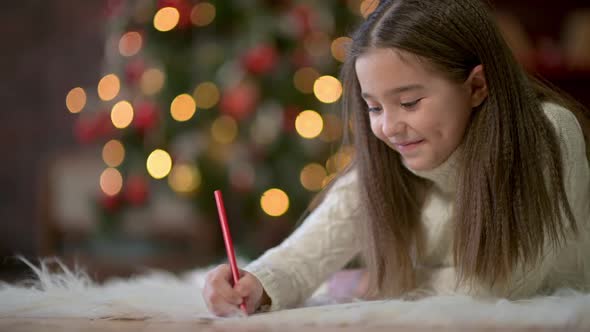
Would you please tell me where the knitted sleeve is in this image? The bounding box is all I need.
[244,170,362,311]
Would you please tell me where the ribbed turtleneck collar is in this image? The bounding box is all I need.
[403,145,462,195]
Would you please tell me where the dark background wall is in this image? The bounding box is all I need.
[0,0,104,260]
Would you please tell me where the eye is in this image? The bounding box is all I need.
[367,106,382,113]
[400,98,423,110]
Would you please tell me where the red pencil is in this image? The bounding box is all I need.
[214,190,248,315]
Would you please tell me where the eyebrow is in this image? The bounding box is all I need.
[361,84,425,99]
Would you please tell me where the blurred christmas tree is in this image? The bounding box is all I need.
[65,0,377,259]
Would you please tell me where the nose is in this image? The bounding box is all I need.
[381,108,405,138]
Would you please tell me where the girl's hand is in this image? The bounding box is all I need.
[202,264,269,316]
[327,269,369,300]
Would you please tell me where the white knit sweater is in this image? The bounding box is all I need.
[245,103,590,311]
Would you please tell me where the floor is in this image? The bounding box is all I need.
[0,318,585,332]
[1,260,586,332]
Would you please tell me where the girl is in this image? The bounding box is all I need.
[203,0,590,316]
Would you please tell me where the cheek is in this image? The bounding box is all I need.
[419,98,470,142]
[446,107,472,142]
[410,115,440,140]
[369,117,383,139]
[428,113,470,152]
[425,122,458,145]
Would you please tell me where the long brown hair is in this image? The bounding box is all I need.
[337,0,590,298]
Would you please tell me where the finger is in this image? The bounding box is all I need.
[206,271,244,306]
[212,281,244,306]
[216,264,236,283]
[243,294,260,314]
[210,299,244,317]
[238,268,248,278]
[221,265,247,289]
[234,274,259,296]
[206,285,244,311]
[211,266,243,294]
[234,275,262,313]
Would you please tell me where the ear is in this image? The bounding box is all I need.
[465,64,488,108]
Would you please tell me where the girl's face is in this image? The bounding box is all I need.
[355,48,485,171]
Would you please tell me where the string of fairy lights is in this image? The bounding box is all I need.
[66,0,378,219]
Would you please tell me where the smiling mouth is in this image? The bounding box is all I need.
[393,139,424,152]
[395,139,423,147]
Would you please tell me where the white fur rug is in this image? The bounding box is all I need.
[1,258,589,329]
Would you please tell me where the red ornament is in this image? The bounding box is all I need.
[220,82,260,120]
[73,111,114,144]
[157,0,192,29]
[289,4,315,37]
[241,44,279,75]
[282,105,300,132]
[94,111,116,138]
[125,59,145,86]
[99,193,122,213]
[134,101,159,133]
[74,118,95,144]
[124,175,150,206]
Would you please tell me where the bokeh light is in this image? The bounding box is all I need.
[118,31,143,57]
[326,147,354,174]
[304,32,330,58]
[102,139,125,167]
[154,7,180,32]
[100,168,123,196]
[293,67,320,94]
[111,101,134,129]
[170,94,196,122]
[65,87,86,114]
[313,75,342,104]
[206,141,231,164]
[300,163,327,191]
[191,2,216,27]
[140,68,165,95]
[147,149,173,179]
[260,188,289,217]
[331,37,351,62]
[295,110,324,139]
[211,115,238,144]
[98,74,120,101]
[322,173,337,188]
[360,0,379,18]
[193,82,220,109]
[168,163,201,194]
